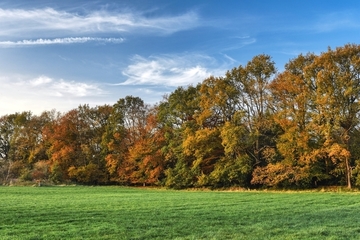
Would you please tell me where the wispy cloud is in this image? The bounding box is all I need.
[314,11,360,32]
[0,37,124,47]
[0,7,199,37]
[222,36,256,52]
[119,54,230,87]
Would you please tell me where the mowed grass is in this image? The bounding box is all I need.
[1,187,360,239]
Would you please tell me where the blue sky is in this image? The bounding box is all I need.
[1,0,360,115]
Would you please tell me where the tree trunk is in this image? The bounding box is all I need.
[345,156,351,189]
[5,160,12,184]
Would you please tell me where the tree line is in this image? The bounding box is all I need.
[2,43,360,189]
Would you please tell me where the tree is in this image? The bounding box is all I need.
[46,105,111,184]
[213,112,253,187]
[46,109,79,182]
[256,53,320,188]
[225,55,277,167]
[158,86,201,188]
[308,44,360,188]
[126,108,166,185]
[0,112,34,183]
[0,131,10,183]
[103,96,149,184]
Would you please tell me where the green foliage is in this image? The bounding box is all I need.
[210,155,252,187]
[164,160,194,189]
[49,162,63,184]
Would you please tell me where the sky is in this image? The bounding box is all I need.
[1,0,360,116]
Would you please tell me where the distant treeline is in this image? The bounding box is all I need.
[2,43,360,189]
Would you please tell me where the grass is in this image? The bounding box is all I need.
[1,187,360,239]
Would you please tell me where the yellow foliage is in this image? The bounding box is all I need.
[328,143,351,163]
[105,154,119,175]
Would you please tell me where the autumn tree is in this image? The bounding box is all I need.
[46,105,110,184]
[254,45,360,189]
[126,107,166,185]
[67,104,111,184]
[46,109,80,182]
[225,55,277,167]
[252,53,319,188]
[194,75,245,187]
[103,96,150,184]
[308,44,360,188]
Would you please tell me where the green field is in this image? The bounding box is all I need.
[1,187,360,239]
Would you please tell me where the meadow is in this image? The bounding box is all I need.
[1,186,360,239]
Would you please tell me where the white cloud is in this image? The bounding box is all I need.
[24,75,105,97]
[29,75,53,86]
[0,7,199,37]
[51,79,104,97]
[0,75,107,115]
[120,54,230,87]
[0,37,124,47]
